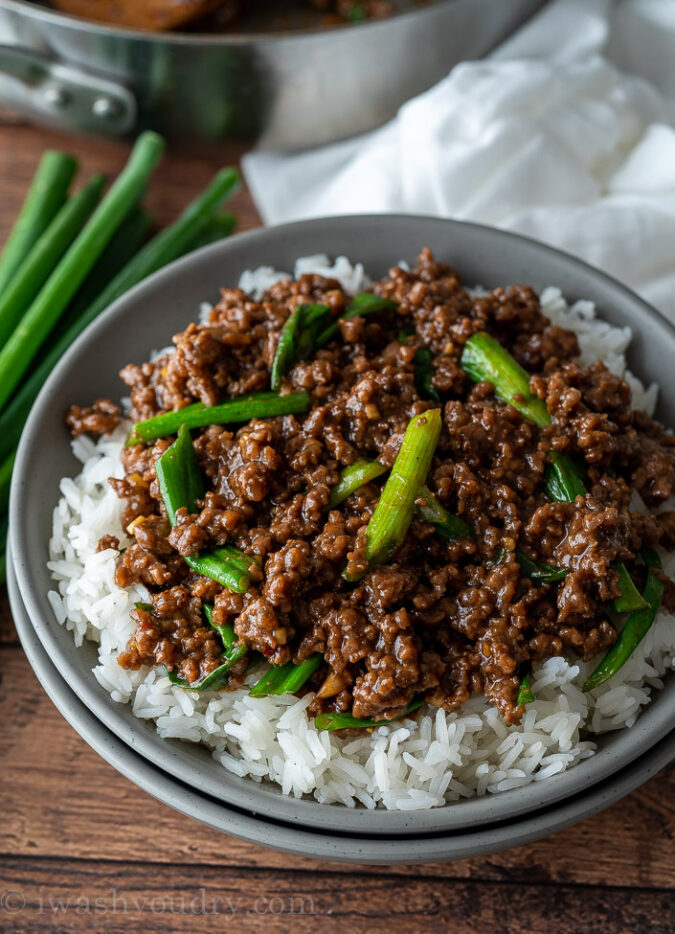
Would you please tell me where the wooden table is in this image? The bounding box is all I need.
[1,121,674,934]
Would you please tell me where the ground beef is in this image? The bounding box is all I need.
[69,248,675,725]
[65,398,120,438]
[96,534,120,553]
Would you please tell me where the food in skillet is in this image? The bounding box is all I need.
[49,0,392,29]
[51,250,675,808]
[50,0,241,29]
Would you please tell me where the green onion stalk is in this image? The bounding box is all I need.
[127,392,309,446]
[0,167,240,464]
[343,409,442,581]
[315,698,423,731]
[0,150,78,294]
[0,132,165,410]
[0,174,105,348]
[249,654,322,698]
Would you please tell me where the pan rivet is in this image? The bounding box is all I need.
[44,85,70,109]
[92,97,121,120]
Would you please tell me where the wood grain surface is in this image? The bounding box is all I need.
[0,120,673,934]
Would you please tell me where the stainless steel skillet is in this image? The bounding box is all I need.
[0,0,546,147]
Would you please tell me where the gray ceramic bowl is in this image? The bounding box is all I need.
[8,543,675,863]
[10,215,675,839]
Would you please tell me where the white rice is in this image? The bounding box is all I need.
[47,256,675,810]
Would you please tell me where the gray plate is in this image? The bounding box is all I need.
[10,215,675,838]
[8,542,675,864]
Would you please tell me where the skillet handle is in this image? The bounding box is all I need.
[0,44,136,135]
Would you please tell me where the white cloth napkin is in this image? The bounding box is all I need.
[243,0,675,324]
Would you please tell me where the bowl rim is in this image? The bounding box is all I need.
[9,548,675,864]
[10,213,675,837]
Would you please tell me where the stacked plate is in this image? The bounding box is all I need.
[10,216,675,863]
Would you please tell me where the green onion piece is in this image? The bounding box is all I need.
[0,132,165,410]
[271,305,303,391]
[583,549,665,692]
[544,452,587,502]
[155,424,205,523]
[517,675,534,706]
[134,601,153,612]
[515,552,568,583]
[612,563,648,614]
[328,460,387,509]
[346,292,397,315]
[185,550,252,594]
[416,485,472,540]
[344,410,442,580]
[0,174,105,348]
[315,293,397,348]
[0,167,239,464]
[127,392,310,446]
[461,332,550,427]
[295,303,332,360]
[270,303,331,389]
[249,654,323,698]
[155,425,254,594]
[414,347,440,402]
[0,150,78,294]
[315,698,424,731]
